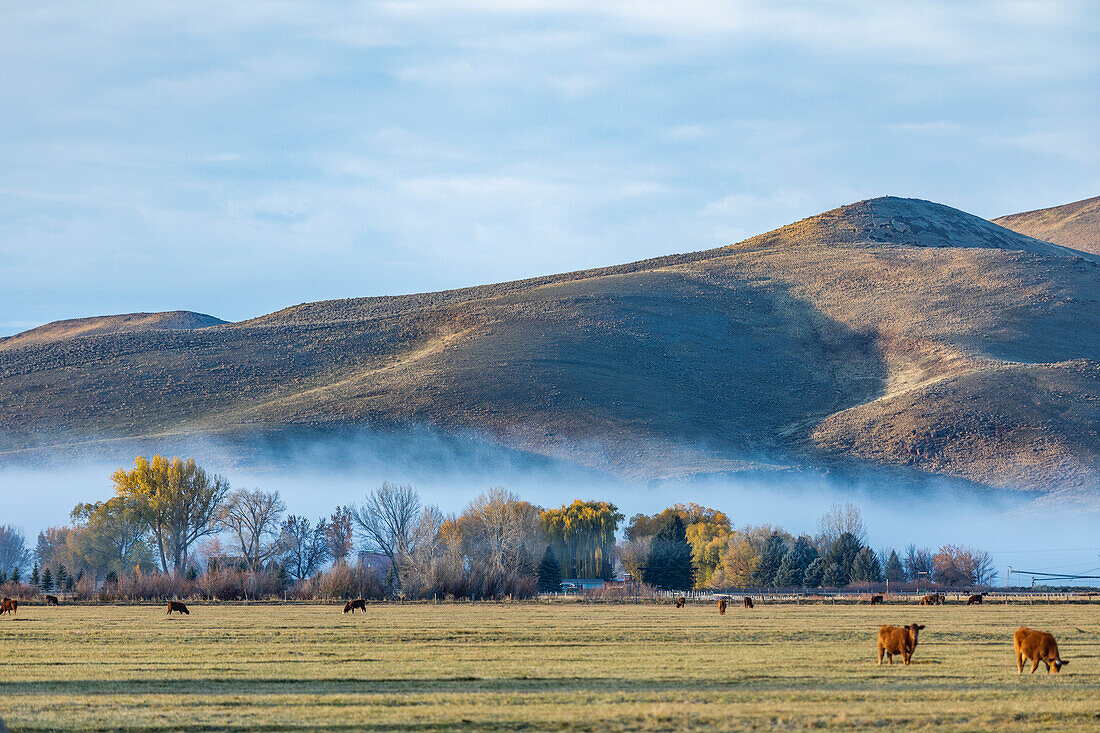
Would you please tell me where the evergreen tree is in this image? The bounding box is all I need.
[105,570,119,586]
[821,562,847,588]
[850,547,883,583]
[0,569,6,584]
[537,545,563,593]
[751,533,788,586]
[884,550,906,583]
[10,566,19,583]
[41,567,54,592]
[30,562,39,587]
[802,557,825,587]
[773,551,802,587]
[642,515,695,590]
[56,563,68,590]
[826,532,864,577]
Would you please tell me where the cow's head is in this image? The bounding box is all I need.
[1052,659,1068,673]
[907,624,926,639]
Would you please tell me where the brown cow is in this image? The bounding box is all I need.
[675,596,686,608]
[343,598,367,614]
[718,598,727,615]
[1014,627,1067,674]
[966,593,983,606]
[0,598,16,615]
[45,595,60,606]
[870,595,884,605]
[877,623,925,665]
[743,596,754,609]
[166,601,189,615]
[919,594,943,606]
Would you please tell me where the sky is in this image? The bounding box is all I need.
[2,1,1099,336]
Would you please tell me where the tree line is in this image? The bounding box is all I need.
[0,456,997,600]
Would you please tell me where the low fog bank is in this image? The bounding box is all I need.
[1,427,1097,586]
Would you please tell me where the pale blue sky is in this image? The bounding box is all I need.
[2,1,1098,335]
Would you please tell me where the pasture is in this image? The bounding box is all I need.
[1,601,1098,731]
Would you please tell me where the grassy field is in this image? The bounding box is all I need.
[1,600,1098,731]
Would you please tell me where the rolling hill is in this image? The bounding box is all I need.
[994,195,1100,256]
[1,197,1098,496]
[0,311,227,351]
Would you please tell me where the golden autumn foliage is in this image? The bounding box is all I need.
[540,500,623,579]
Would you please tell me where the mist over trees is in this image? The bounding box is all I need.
[1,457,1007,600]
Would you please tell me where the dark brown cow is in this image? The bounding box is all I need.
[877,623,925,665]
[675,596,686,608]
[343,598,367,614]
[919,593,943,606]
[966,593,983,606]
[1014,627,1067,674]
[743,596,754,609]
[166,601,189,615]
[45,595,60,606]
[870,595,884,605]
[0,598,16,615]
[718,598,727,615]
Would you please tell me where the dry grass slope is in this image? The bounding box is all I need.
[1,197,1098,494]
[994,195,1100,256]
[0,311,226,351]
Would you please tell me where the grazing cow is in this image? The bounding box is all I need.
[966,593,983,606]
[870,595,884,605]
[877,623,925,665]
[919,594,943,606]
[743,596,754,609]
[0,598,16,615]
[718,598,727,615]
[1014,627,1067,674]
[45,595,60,606]
[343,598,367,614]
[166,601,189,615]
[675,596,686,608]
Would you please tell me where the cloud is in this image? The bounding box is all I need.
[0,0,1097,328]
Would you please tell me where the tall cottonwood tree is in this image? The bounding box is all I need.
[222,488,286,570]
[353,483,429,591]
[111,455,228,574]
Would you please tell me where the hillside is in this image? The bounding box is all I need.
[0,311,226,351]
[1,197,1098,495]
[994,195,1100,256]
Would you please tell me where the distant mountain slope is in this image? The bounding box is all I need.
[0,311,226,351]
[994,195,1100,256]
[1,197,1097,495]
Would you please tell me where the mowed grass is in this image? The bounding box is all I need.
[1,601,1099,731]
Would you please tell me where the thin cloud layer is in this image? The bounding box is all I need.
[1,1,1098,333]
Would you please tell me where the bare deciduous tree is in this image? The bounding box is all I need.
[222,488,287,570]
[325,505,354,566]
[352,483,424,590]
[816,502,866,548]
[460,488,541,573]
[280,515,331,580]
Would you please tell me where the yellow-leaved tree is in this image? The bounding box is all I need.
[711,533,760,589]
[111,455,228,575]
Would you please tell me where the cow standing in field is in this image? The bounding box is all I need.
[0,598,16,615]
[966,593,983,605]
[870,595,884,605]
[344,599,367,614]
[45,595,60,606]
[919,594,943,606]
[877,623,925,665]
[675,596,686,608]
[743,596,754,609]
[166,601,189,615]
[1014,627,1068,674]
[718,598,727,615]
